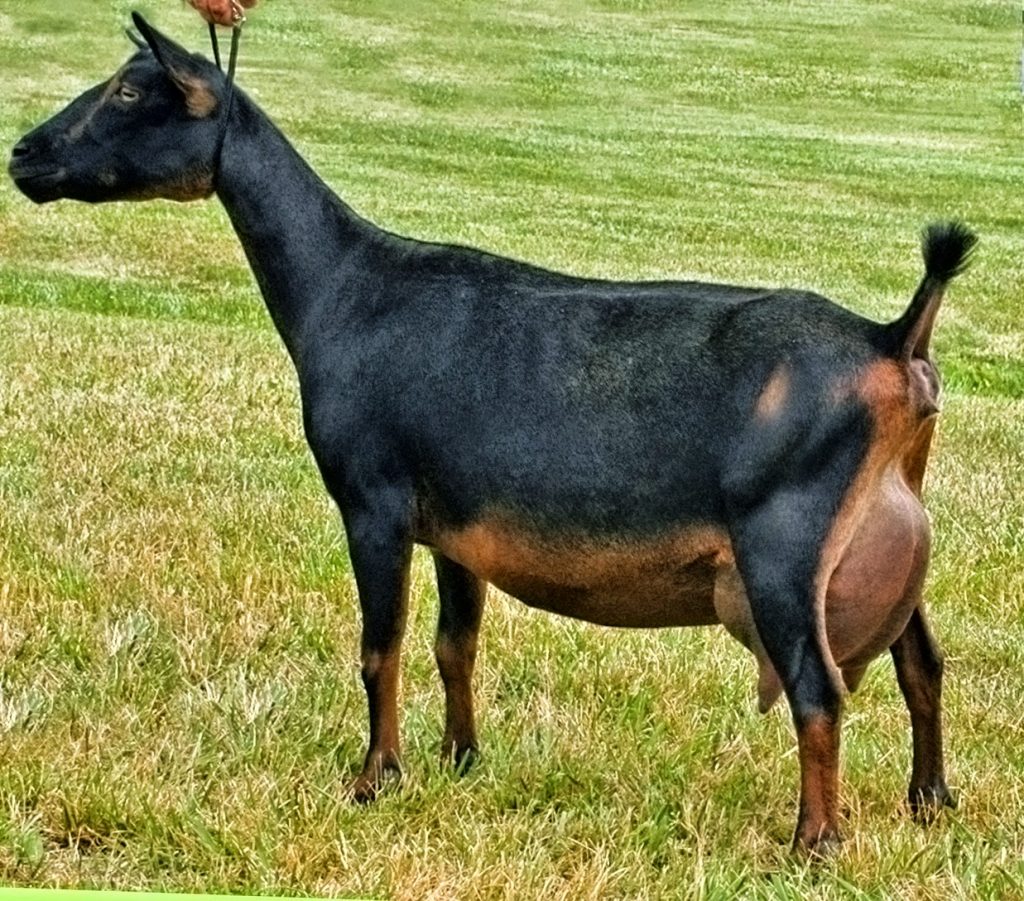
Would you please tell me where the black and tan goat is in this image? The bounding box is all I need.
[9,14,974,850]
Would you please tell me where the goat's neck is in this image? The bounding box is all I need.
[215,92,374,362]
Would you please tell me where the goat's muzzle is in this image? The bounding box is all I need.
[8,138,66,203]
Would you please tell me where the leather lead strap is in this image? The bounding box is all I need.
[227,24,242,87]
[210,2,246,183]
[209,22,222,71]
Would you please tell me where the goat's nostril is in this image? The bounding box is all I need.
[11,141,33,160]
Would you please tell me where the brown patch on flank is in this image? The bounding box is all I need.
[434,516,733,628]
[755,363,790,420]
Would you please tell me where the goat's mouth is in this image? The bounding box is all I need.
[8,164,67,203]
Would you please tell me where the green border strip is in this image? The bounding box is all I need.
[0,890,372,901]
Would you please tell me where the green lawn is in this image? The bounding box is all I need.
[1,0,1023,897]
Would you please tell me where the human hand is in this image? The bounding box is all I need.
[186,0,257,28]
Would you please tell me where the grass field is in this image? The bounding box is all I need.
[2,0,1023,897]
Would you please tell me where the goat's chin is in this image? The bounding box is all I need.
[10,177,112,205]
[12,165,214,204]
[10,171,68,204]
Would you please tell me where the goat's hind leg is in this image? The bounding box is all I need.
[345,508,413,803]
[724,376,878,852]
[891,606,954,820]
[732,500,845,853]
[433,552,486,772]
[725,404,879,854]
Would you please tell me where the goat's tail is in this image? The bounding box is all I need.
[885,221,977,360]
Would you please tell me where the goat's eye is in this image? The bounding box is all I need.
[117,85,141,103]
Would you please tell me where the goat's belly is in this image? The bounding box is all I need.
[434,519,730,628]
[492,561,720,627]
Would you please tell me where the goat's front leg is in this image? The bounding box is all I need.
[731,497,846,853]
[345,507,413,803]
[433,553,486,771]
[891,605,954,819]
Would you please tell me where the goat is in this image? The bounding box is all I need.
[8,14,974,850]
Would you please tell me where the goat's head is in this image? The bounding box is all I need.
[9,14,226,204]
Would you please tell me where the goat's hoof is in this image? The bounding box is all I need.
[793,825,843,858]
[908,783,956,823]
[440,742,479,776]
[349,755,401,804]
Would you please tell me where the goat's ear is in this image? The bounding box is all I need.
[125,27,148,50]
[130,12,219,119]
[131,13,196,74]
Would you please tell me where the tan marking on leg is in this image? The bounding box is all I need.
[892,610,952,820]
[795,713,841,851]
[436,635,478,761]
[351,649,402,803]
[755,363,790,420]
[363,650,401,748]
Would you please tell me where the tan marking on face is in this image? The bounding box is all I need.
[124,168,215,202]
[173,70,218,118]
[434,515,732,628]
[755,363,790,420]
[66,72,123,143]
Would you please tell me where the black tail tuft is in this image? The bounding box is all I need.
[888,221,977,360]
[922,220,977,283]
